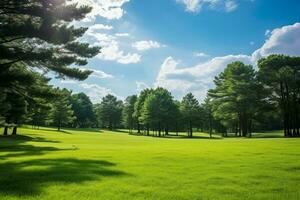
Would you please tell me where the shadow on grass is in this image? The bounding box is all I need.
[0,158,128,196]
[27,127,102,134]
[0,134,60,143]
[0,135,128,196]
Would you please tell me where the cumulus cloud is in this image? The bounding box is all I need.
[71,0,130,22]
[96,40,141,64]
[132,40,162,51]
[80,83,116,103]
[155,22,300,101]
[176,0,238,13]
[85,28,141,64]
[155,55,252,101]
[252,22,300,61]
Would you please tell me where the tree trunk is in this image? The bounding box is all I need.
[58,120,61,131]
[165,124,169,136]
[189,120,192,138]
[158,122,161,137]
[3,126,8,136]
[147,124,149,136]
[137,123,140,134]
[12,126,17,135]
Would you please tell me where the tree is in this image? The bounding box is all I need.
[122,95,137,133]
[51,88,75,131]
[27,99,52,129]
[258,55,300,137]
[1,64,54,135]
[133,89,154,134]
[180,93,200,137]
[0,0,100,80]
[208,61,265,137]
[140,88,177,137]
[98,94,123,130]
[2,92,27,135]
[70,93,95,128]
[0,0,100,134]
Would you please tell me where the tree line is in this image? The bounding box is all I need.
[1,0,299,137]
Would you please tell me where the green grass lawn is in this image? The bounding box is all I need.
[1,127,300,200]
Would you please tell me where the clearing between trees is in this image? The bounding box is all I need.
[0,127,300,200]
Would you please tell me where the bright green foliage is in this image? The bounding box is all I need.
[258,55,300,137]
[96,94,123,129]
[0,127,299,200]
[180,93,201,137]
[70,93,95,128]
[50,88,75,131]
[140,88,177,136]
[133,89,154,133]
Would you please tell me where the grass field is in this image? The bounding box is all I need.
[0,127,300,200]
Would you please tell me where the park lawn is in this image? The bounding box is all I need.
[0,127,300,200]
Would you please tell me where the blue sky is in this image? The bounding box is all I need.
[52,0,300,102]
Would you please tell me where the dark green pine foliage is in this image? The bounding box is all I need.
[97,94,123,130]
[70,93,95,128]
[1,64,48,135]
[51,88,75,131]
[180,93,201,137]
[122,95,138,133]
[258,55,300,137]
[0,0,100,80]
[208,61,265,137]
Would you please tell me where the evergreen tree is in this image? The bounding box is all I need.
[70,93,95,128]
[140,88,176,136]
[208,61,265,137]
[180,93,201,137]
[258,55,300,137]
[0,0,100,80]
[51,88,75,131]
[97,94,123,130]
[133,89,154,134]
[122,95,137,133]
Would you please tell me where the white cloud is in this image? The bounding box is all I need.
[155,55,252,101]
[71,0,130,22]
[85,29,141,64]
[155,22,300,102]
[176,0,239,13]
[115,33,130,37]
[225,0,238,12]
[96,40,141,64]
[80,83,116,103]
[193,52,209,57]
[84,68,113,79]
[132,40,162,51]
[89,24,113,31]
[252,22,300,61]
[136,81,150,92]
